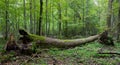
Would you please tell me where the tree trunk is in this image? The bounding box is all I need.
[45,0,48,36]
[51,1,54,36]
[107,0,113,29]
[30,0,33,33]
[5,0,9,40]
[58,0,62,38]
[65,2,68,38]
[18,29,102,48]
[33,0,36,34]
[23,0,27,29]
[5,29,114,54]
[82,0,85,36]
[116,0,120,40]
[38,0,43,35]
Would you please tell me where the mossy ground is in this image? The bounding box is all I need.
[0,38,120,65]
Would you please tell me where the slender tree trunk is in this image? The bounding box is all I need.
[33,0,36,34]
[5,0,9,40]
[14,0,18,38]
[48,0,52,36]
[107,0,113,29]
[38,0,43,35]
[85,1,88,36]
[30,0,33,33]
[85,0,89,36]
[116,0,120,40]
[23,0,27,29]
[48,15,50,36]
[98,7,101,23]
[46,0,48,36]
[58,0,62,38]
[65,3,68,37]
[51,1,54,36]
[82,0,85,36]
[74,11,76,23]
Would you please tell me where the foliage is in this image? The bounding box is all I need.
[0,37,120,64]
[0,0,114,38]
[0,0,120,64]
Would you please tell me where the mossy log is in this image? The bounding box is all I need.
[18,29,101,48]
[4,29,114,55]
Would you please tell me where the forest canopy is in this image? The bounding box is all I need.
[0,0,119,40]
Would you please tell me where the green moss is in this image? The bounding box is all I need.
[28,34,46,42]
[63,40,74,42]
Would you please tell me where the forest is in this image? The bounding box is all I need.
[0,0,120,65]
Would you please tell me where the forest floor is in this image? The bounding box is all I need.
[0,38,120,65]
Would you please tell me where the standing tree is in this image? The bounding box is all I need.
[33,0,36,34]
[116,0,120,40]
[107,0,113,30]
[46,0,48,36]
[30,0,33,33]
[58,0,62,38]
[64,0,68,37]
[51,0,54,35]
[5,0,9,40]
[23,0,26,29]
[38,0,43,35]
[82,0,85,36]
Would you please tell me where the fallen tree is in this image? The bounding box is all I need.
[4,29,114,54]
[18,29,101,48]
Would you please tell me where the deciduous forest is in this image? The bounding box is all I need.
[0,0,120,65]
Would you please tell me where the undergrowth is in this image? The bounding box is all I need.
[0,38,120,65]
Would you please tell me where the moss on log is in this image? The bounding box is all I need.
[4,29,114,55]
[19,29,101,48]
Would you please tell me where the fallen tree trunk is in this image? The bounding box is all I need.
[19,29,101,48]
[4,29,115,55]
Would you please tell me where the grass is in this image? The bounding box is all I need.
[0,38,120,65]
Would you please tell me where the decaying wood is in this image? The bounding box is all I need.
[18,29,114,48]
[4,33,19,51]
[4,29,114,54]
[98,30,114,46]
[4,33,33,55]
[18,29,101,48]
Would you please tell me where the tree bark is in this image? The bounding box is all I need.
[23,0,27,29]
[82,0,85,36]
[107,0,113,28]
[33,0,36,34]
[30,0,33,33]
[64,3,68,38]
[18,29,101,48]
[58,0,62,38]
[38,0,43,35]
[5,29,114,54]
[5,0,9,40]
[116,0,120,40]
[51,1,55,36]
[45,0,48,36]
